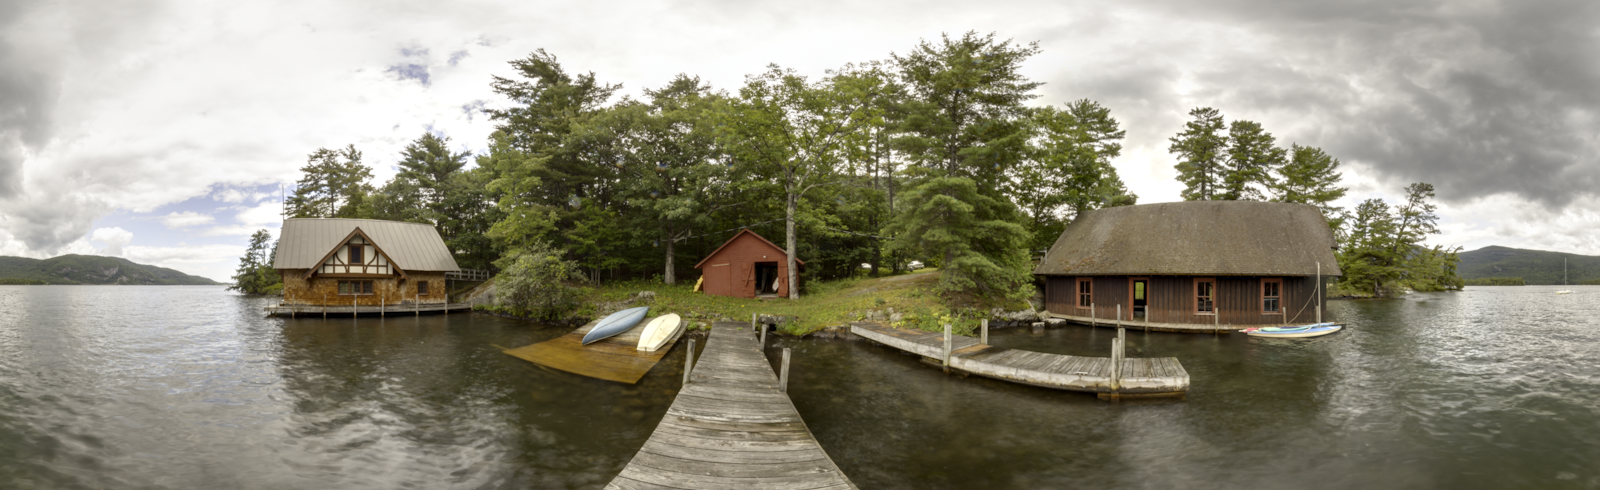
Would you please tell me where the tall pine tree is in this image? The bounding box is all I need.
[1169,107,1227,201]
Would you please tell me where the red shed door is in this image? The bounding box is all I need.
[706,263,731,297]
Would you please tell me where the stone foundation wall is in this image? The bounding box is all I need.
[279,269,449,306]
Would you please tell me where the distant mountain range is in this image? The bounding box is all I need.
[1457,246,1598,285]
[0,255,221,285]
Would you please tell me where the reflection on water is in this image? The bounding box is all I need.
[2,285,1599,488]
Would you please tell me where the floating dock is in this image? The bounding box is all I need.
[502,317,684,384]
[608,322,856,489]
[1045,311,1334,334]
[851,322,1188,398]
[266,302,472,317]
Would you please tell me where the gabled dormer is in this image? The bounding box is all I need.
[303,227,406,280]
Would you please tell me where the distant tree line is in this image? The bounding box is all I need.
[1166,108,1462,297]
[1464,277,1525,286]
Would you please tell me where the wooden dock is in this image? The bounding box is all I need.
[851,322,1188,397]
[265,302,472,317]
[1045,311,1339,334]
[502,317,684,384]
[608,322,856,489]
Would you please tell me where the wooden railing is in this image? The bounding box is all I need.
[447,269,491,281]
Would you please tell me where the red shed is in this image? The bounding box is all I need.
[694,229,803,299]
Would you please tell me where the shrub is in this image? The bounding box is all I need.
[494,241,584,321]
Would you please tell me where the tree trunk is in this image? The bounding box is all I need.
[786,191,799,299]
[664,234,675,285]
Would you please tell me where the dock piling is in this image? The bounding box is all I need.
[779,348,791,393]
[683,339,696,385]
[751,313,757,333]
[942,323,952,373]
[981,319,988,345]
[1091,304,1096,328]
[759,318,767,346]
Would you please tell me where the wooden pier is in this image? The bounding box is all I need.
[265,302,472,317]
[851,322,1188,398]
[608,322,856,489]
[1045,311,1328,334]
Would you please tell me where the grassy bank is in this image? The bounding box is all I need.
[572,268,1028,336]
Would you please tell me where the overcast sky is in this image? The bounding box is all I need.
[2,0,1597,282]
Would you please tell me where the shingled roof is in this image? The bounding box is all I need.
[272,218,460,272]
[1034,201,1342,277]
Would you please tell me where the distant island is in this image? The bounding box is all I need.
[0,255,221,285]
[1458,245,1599,285]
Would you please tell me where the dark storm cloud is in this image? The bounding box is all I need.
[0,0,59,199]
[1161,0,1600,205]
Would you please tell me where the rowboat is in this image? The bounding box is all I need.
[582,306,650,345]
[636,313,683,352]
[1240,323,1342,338]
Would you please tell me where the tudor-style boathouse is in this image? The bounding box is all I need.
[694,229,803,299]
[268,218,467,316]
[1035,201,1341,332]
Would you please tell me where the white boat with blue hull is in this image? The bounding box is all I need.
[583,307,650,345]
[1241,323,1343,338]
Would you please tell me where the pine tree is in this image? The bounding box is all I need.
[286,145,373,218]
[1169,107,1227,200]
[1218,119,1285,201]
[1274,143,1348,230]
[228,229,282,295]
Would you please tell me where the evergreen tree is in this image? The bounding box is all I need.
[888,31,1038,298]
[1218,119,1285,201]
[1336,183,1462,297]
[1274,143,1348,230]
[1169,107,1227,201]
[395,132,469,209]
[228,229,282,295]
[1013,100,1134,251]
[286,145,373,218]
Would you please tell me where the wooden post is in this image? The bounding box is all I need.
[752,313,758,333]
[980,319,988,345]
[779,348,791,393]
[1116,304,1121,329]
[1316,262,1323,324]
[759,318,767,346]
[353,296,356,318]
[942,323,952,373]
[323,294,327,319]
[1091,303,1096,328]
[683,339,696,385]
[381,297,385,318]
[1316,305,1322,325]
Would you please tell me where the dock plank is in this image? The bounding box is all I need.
[607,322,856,489]
[849,322,1187,396]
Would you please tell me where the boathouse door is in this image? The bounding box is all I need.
[1131,279,1148,320]
[754,262,779,297]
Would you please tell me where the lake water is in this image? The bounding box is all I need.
[1,285,1597,489]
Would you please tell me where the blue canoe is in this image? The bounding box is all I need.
[1240,322,1342,338]
[582,306,651,345]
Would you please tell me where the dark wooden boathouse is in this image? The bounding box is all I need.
[1035,201,1341,327]
[693,229,802,299]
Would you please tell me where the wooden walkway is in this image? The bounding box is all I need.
[502,317,683,384]
[608,322,856,490]
[266,302,472,317]
[851,322,1188,397]
[1044,311,1332,334]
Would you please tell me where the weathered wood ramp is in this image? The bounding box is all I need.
[608,322,856,490]
[502,317,682,384]
[851,322,1188,397]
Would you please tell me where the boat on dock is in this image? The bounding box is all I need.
[503,314,682,384]
[850,322,1188,398]
[1240,323,1342,338]
[582,306,649,345]
[636,313,682,352]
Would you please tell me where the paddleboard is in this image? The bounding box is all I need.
[636,314,683,352]
[582,306,650,345]
[1240,323,1342,338]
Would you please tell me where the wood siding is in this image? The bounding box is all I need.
[282,270,447,306]
[1044,275,1325,326]
[695,232,795,299]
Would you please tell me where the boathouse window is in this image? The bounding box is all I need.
[1262,278,1281,314]
[417,281,429,295]
[1078,278,1092,308]
[1195,279,1215,314]
[338,280,373,295]
[348,245,363,264]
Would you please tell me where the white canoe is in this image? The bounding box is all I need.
[636,314,683,352]
[582,306,650,345]
[1241,323,1342,338]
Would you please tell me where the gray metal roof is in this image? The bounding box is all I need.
[1034,201,1342,277]
[272,218,460,272]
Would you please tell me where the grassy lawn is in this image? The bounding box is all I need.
[574,268,1027,336]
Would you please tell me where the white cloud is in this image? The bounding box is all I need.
[123,243,244,282]
[89,226,133,256]
[160,211,214,229]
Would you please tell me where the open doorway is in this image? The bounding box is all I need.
[754,262,780,297]
[1132,278,1148,321]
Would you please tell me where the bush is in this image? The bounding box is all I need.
[494,241,584,321]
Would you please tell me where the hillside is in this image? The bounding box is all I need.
[0,255,221,285]
[1457,246,1599,285]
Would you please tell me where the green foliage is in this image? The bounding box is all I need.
[1170,107,1227,201]
[1274,144,1348,231]
[885,176,1034,299]
[1218,119,1285,201]
[1464,277,1525,286]
[229,229,283,295]
[286,145,373,218]
[1336,183,1463,296]
[1013,99,1134,251]
[494,241,585,320]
